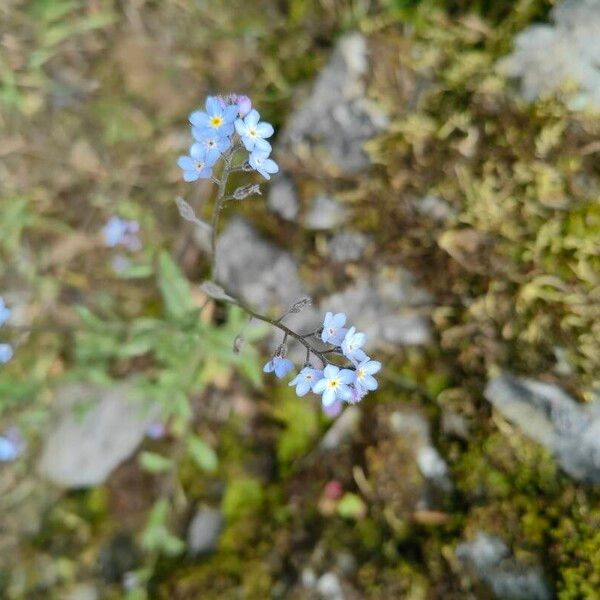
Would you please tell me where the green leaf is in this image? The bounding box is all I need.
[187,434,218,473]
[157,251,194,320]
[337,493,367,520]
[138,451,173,474]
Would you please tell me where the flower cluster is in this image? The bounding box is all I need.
[178,95,279,182]
[264,312,381,417]
[0,297,12,365]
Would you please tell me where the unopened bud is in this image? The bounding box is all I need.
[233,184,261,200]
[289,296,312,313]
[233,334,245,354]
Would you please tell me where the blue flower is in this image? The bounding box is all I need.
[189,96,238,138]
[177,144,218,182]
[289,367,323,397]
[102,217,141,251]
[0,428,24,462]
[0,298,11,327]
[190,132,231,163]
[354,357,381,393]
[263,355,294,379]
[0,343,13,364]
[234,109,274,153]
[320,312,347,345]
[341,326,367,363]
[312,364,355,407]
[248,150,279,180]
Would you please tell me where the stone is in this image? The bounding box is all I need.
[456,532,552,600]
[216,218,305,311]
[282,32,388,173]
[187,507,222,555]
[498,0,600,109]
[484,374,600,483]
[415,195,457,222]
[267,174,299,221]
[389,410,452,491]
[320,406,361,451]
[322,270,432,350]
[303,195,347,230]
[38,382,158,488]
[316,572,344,600]
[326,230,370,263]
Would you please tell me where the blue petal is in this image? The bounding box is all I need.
[313,378,328,394]
[322,388,336,406]
[255,122,274,138]
[183,170,200,182]
[190,111,209,128]
[205,96,220,116]
[244,109,260,128]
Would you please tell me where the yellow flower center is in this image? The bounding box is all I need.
[210,116,223,128]
[249,128,257,137]
[328,378,339,389]
[357,369,365,380]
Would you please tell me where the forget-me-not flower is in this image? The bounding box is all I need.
[321,312,347,345]
[191,132,231,164]
[312,364,356,407]
[341,326,367,363]
[289,367,323,397]
[0,428,24,462]
[249,149,279,180]
[177,144,218,182]
[190,96,238,139]
[354,357,381,393]
[235,109,274,153]
[263,355,294,379]
[0,298,11,327]
[0,343,13,364]
[102,217,141,251]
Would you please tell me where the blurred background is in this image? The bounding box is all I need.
[1,0,599,598]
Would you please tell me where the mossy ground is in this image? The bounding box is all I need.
[1,0,599,598]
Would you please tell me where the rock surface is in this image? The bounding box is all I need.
[456,532,552,600]
[187,507,222,555]
[267,173,299,221]
[303,195,347,230]
[282,32,387,173]
[498,0,600,108]
[38,382,158,488]
[216,218,306,311]
[326,230,370,263]
[322,270,432,349]
[484,374,600,483]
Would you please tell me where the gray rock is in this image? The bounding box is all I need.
[322,270,432,350]
[390,410,452,491]
[282,32,388,173]
[187,507,222,555]
[484,374,600,483]
[216,218,305,311]
[267,174,299,221]
[498,0,600,109]
[456,532,552,600]
[326,230,370,262]
[320,406,361,451]
[316,572,344,600]
[38,382,158,488]
[303,195,347,230]
[416,195,457,222]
